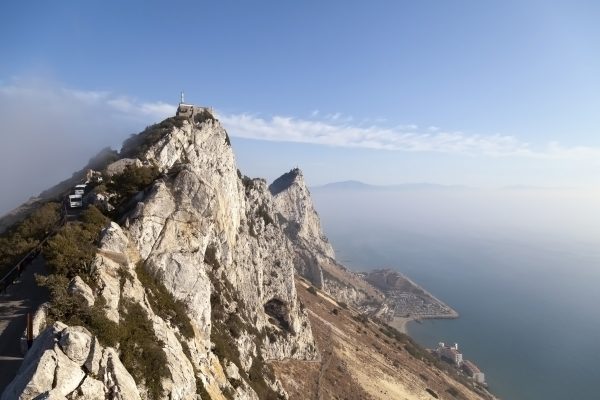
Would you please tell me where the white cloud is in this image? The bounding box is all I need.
[1,77,599,216]
[219,113,600,160]
[0,79,176,214]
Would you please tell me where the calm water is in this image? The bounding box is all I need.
[312,189,600,400]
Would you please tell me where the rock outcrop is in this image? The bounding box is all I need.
[2,323,141,400]
[4,107,318,400]
[270,168,385,308]
[1,104,495,400]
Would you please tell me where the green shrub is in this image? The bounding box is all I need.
[80,206,110,233]
[37,275,120,347]
[307,286,318,295]
[118,301,169,400]
[120,117,186,158]
[135,262,194,339]
[107,164,160,204]
[44,224,96,277]
[43,206,108,279]
[193,109,214,125]
[0,202,61,277]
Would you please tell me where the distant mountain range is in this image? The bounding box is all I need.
[312,181,572,192]
[312,180,470,191]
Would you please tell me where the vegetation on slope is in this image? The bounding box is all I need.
[135,261,194,339]
[106,163,160,216]
[120,116,186,159]
[0,202,61,277]
[43,206,107,278]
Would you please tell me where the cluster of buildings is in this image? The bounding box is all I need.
[434,342,486,385]
[389,292,454,319]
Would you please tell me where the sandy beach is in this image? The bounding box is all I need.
[389,310,460,334]
[389,316,413,334]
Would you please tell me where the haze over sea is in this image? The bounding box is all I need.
[311,184,600,400]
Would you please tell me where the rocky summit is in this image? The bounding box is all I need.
[1,105,493,400]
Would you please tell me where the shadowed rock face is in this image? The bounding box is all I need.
[269,168,302,196]
[264,298,292,333]
[269,169,334,259]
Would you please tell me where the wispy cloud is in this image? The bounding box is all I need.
[0,80,176,122]
[0,79,176,214]
[219,113,600,160]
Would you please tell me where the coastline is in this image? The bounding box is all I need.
[371,269,459,334]
[389,312,459,334]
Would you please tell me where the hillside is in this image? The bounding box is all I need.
[0,105,492,400]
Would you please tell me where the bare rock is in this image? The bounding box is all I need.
[99,348,142,400]
[105,158,142,177]
[83,337,102,376]
[68,277,95,307]
[67,376,105,400]
[1,349,57,400]
[51,345,86,397]
[99,221,129,255]
[58,326,93,366]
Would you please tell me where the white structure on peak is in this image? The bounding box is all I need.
[175,92,216,119]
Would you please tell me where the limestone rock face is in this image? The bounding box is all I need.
[123,115,317,396]
[104,158,141,177]
[58,327,93,365]
[4,112,320,400]
[67,277,95,307]
[269,169,336,288]
[270,168,383,308]
[270,168,335,259]
[1,323,140,400]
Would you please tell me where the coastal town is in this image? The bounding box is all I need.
[360,269,458,331]
[358,270,488,388]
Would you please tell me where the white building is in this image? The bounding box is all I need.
[462,360,486,385]
[436,342,463,366]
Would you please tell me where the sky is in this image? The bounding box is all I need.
[1,0,600,213]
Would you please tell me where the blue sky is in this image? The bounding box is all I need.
[1,0,600,212]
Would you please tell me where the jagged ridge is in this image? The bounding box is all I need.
[2,106,493,400]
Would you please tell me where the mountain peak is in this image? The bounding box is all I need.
[269,167,304,196]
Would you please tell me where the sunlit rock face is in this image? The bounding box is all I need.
[4,110,319,400]
[269,168,335,288]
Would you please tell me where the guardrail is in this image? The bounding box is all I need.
[0,202,68,294]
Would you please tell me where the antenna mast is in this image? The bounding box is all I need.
[180,91,185,104]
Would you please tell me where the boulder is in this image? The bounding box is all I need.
[58,326,93,366]
[68,277,95,307]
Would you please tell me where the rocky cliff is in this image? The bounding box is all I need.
[3,107,317,400]
[2,106,491,400]
[269,169,385,309]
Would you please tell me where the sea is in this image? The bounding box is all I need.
[311,187,600,400]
